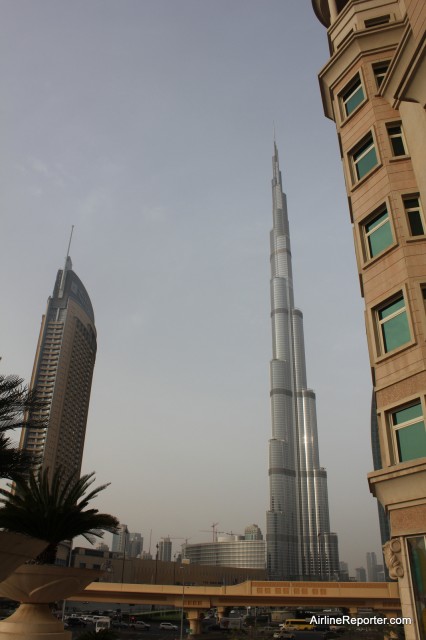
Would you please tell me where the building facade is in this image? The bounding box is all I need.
[183,528,266,570]
[111,524,130,555]
[159,537,172,562]
[244,524,263,540]
[366,551,379,582]
[371,394,391,559]
[356,567,367,582]
[129,532,143,558]
[266,144,340,581]
[20,254,97,480]
[312,1,426,638]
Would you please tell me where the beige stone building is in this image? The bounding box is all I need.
[311,1,426,638]
[20,255,97,480]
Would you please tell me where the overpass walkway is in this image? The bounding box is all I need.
[72,580,401,634]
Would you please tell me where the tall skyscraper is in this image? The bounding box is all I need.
[355,567,367,583]
[312,1,426,637]
[129,532,143,558]
[158,537,172,562]
[20,245,97,480]
[366,551,378,582]
[266,144,339,581]
[112,524,130,555]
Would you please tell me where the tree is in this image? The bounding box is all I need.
[0,467,119,564]
[0,372,46,481]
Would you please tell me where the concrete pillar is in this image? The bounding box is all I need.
[0,604,71,639]
[187,610,202,635]
[216,607,226,623]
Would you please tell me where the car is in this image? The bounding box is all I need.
[131,621,151,630]
[160,622,179,630]
[82,615,96,623]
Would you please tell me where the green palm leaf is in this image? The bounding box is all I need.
[0,467,119,563]
[0,372,46,481]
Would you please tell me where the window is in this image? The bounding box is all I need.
[387,124,407,157]
[404,196,425,236]
[373,62,389,89]
[365,15,390,28]
[364,206,393,258]
[340,74,365,117]
[351,133,378,181]
[390,402,426,462]
[376,294,411,354]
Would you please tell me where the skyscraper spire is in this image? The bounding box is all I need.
[266,143,339,580]
[58,225,74,299]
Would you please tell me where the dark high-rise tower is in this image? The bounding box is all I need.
[20,246,97,480]
[266,144,339,580]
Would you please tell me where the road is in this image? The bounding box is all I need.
[70,621,183,639]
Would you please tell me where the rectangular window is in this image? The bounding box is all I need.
[377,294,411,353]
[341,74,365,117]
[351,134,378,181]
[404,196,425,236]
[373,62,389,89]
[391,402,426,462]
[387,124,407,156]
[364,207,393,258]
[365,15,390,28]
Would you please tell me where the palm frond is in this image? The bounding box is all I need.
[0,374,48,434]
[0,467,119,562]
[0,433,39,482]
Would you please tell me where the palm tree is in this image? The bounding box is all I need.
[0,372,46,481]
[0,467,119,564]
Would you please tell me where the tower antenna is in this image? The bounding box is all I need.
[59,225,74,298]
[66,225,74,261]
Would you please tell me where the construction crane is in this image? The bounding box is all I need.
[199,522,220,542]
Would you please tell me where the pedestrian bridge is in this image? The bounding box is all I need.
[72,580,401,634]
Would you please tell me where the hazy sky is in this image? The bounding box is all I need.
[1,0,381,575]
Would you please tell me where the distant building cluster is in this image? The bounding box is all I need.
[111,525,143,558]
[70,545,266,585]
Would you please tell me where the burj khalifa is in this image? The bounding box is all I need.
[266,143,340,581]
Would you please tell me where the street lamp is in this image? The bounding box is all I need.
[61,540,73,622]
[121,525,129,583]
[180,559,190,640]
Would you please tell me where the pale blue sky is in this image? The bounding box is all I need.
[1,0,379,574]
